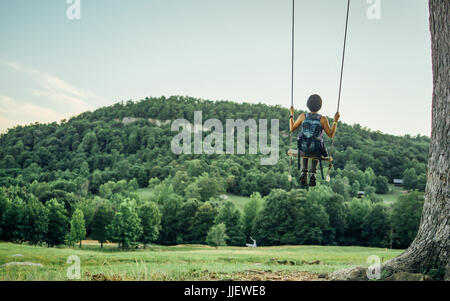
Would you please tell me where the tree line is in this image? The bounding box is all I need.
[0,173,424,249]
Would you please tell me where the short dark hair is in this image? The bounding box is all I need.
[307,94,322,112]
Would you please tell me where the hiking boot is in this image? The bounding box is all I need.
[299,173,308,187]
[309,174,317,187]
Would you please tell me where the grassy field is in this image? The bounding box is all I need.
[135,187,251,211]
[0,242,403,281]
[378,185,407,204]
[135,187,155,202]
[224,194,253,212]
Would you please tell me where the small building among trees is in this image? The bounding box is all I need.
[393,179,404,186]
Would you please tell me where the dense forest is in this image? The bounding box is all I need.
[0,96,428,249]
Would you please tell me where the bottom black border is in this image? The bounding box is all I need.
[0,281,446,299]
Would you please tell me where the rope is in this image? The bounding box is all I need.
[288,0,295,181]
[290,0,295,109]
[328,0,351,179]
[336,0,350,113]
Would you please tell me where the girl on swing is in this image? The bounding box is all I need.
[289,94,340,187]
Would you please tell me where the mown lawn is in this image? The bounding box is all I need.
[377,184,407,204]
[228,186,405,210]
[0,242,403,281]
[135,187,155,202]
[136,188,252,212]
[225,194,252,212]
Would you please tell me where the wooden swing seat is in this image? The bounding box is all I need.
[287,149,333,162]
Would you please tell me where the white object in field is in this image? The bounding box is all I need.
[326,175,331,182]
[288,175,292,182]
[246,237,257,248]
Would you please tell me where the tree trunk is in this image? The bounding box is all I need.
[382,0,449,280]
[79,240,82,248]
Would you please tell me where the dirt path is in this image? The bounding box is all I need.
[212,270,326,281]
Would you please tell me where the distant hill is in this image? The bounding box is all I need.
[0,96,429,195]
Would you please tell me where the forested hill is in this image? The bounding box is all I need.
[0,96,429,196]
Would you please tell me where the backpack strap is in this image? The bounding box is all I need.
[319,157,324,180]
[297,136,302,170]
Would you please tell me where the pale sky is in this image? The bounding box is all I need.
[0,0,433,136]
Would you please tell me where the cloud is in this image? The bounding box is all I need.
[2,61,104,112]
[0,95,67,132]
[0,61,106,131]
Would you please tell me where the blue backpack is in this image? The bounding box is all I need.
[298,113,325,156]
[297,113,328,178]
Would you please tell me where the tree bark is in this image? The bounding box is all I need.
[382,0,449,280]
